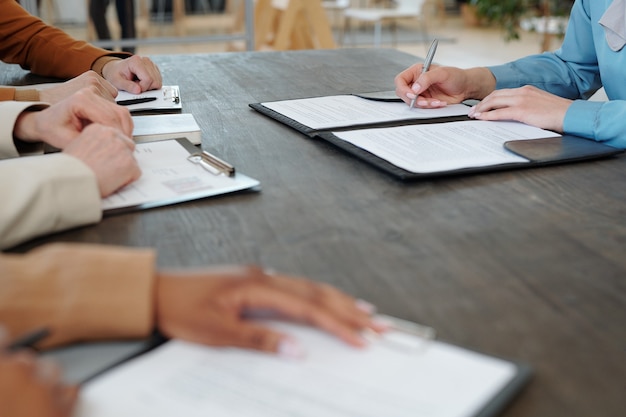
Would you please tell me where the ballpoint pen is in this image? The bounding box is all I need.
[117,97,158,106]
[7,327,50,352]
[409,38,439,109]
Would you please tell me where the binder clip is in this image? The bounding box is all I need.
[188,150,236,177]
[164,85,181,104]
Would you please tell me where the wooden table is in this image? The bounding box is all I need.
[3,48,626,417]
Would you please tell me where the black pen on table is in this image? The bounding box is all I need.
[409,38,439,109]
[6,327,50,352]
[117,97,157,106]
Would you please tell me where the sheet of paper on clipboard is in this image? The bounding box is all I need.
[116,85,182,112]
[101,138,260,214]
[75,316,531,417]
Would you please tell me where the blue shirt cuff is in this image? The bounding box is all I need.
[564,100,603,140]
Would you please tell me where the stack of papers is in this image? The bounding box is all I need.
[132,113,201,145]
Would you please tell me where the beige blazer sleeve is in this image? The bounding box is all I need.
[1,101,102,249]
[0,243,156,348]
[0,101,48,159]
[0,153,102,250]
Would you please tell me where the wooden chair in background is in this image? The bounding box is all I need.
[231,0,336,51]
[342,0,429,47]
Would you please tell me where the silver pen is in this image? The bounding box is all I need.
[409,38,439,109]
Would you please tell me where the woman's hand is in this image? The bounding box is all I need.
[469,85,572,132]
[156,266,384,357]
[395,65,496,108]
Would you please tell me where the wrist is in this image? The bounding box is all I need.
[465,67,497,100]
[93,56,122,79]
[13,111,40,143]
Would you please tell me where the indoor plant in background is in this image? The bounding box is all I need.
[469,0,574,51]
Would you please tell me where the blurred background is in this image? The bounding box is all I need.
[22,0,575,68]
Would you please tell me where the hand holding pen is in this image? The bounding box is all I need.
[409,39,438,109]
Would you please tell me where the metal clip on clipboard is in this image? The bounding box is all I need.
[366,314,436,353]
[163,85,181,104]
[187,149,236,177]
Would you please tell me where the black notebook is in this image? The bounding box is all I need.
[250,92,622,181]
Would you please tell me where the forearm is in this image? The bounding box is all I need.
[488,1,601,100]
[489,54,599,100]
[2,0,129,79]
[0,243,156,348]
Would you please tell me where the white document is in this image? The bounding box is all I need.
[116,85,182,112]
[76,321,520,417]
[261,95,470,130]
[333,120,561,174]
[102,139,259,212]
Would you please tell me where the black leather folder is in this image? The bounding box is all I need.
[250,92,623,181]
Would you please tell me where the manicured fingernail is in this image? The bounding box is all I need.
[361,328,380,344]
[372,316,393,331]
[417,99,428,106]
[406,92,417,99]
[356,299,377,314]
[278,338,306,359]
[468,105,476,117]
[411,82,421,92]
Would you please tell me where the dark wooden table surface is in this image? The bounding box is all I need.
[3,48,625,417]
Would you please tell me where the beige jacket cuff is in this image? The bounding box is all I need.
[0,88,41,102]
[0,101,48,158]
[0,87,18,101]
[0,243,156,348]
[13,89,40,102]
[0,153,102,250]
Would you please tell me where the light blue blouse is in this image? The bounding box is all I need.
[488,0,626,148]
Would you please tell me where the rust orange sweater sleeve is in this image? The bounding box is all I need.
[1,0,130,79]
